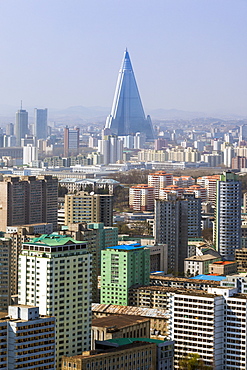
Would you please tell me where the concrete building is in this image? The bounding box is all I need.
[92,303,170,339]
[184,254,221,276]
[129,184,154,211]
[0,175,58,231]
[101,244,150,305]
[91,315,150,349]
[197,175,220,202]
[59,222,118,302]
[0,236,11,311]
[209,260,238,275]
[62,340,157,370]
[98,134,123,165]
[15,109,28,146]
[18,234,92,368]
[214,171,241,260]
[65,191,113,227]
[23,144,38,165]
[148,171,173,198]
[154,194,188,274]
[0,305,55,369]
[64,126,80,157]
[34,108,48,140]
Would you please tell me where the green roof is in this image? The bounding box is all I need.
[106,338,167,346]
[29,234,85,246]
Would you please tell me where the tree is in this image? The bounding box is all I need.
[58,185,68,197]
[178,353,213,370]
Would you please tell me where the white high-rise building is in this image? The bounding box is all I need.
[23,144,38,165]
[98,134,123,165]
[214,171,241,260]
[18,234,92,368]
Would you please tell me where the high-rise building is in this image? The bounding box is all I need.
[15,109,29,146]
[148,171,173,198]
[100,244,150,305]
[105,49,154,140]
[0,175,58,231]
[65,191,113,227]
[214,171,241,260]
[154,194,188,274]
[129,184,155,211]
[5,223,53,298]
[98,132,123,165]
[18,234,92,368]
[0,305,56,369]
[0,236,11,311]
[6,122,14,136]
[64,126,80,156]
[34,108,48,139]
[23,144,38,164]
[59,222,118,302]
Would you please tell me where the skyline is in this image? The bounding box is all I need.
[0,0,247,116]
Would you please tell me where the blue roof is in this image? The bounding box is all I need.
[107,244,144,251]
[191,274,227,281]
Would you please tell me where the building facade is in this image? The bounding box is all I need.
[65,191,113,227]
[34,108,48,140]
[0,305,55,369]
[0,175,58,231]
[101,245,150,306]
[18,235,92,368]
[214,171,241,260]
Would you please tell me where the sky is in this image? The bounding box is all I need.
[0,0,247,116]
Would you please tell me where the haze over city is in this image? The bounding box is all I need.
[1,0,247,118]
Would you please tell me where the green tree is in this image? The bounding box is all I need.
[178,353,213,370]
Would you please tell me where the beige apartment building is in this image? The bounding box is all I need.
[65,191,113,226]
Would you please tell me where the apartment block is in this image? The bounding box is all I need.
[0,305,55,369]
[154,194,188,273]
[0,175,58,231]
[101,245,150,305]
[214,172,241,260]
[59,222,118,302]
[18,234,92,368]
[148,171,173,198]
[168,289,224,369]
[65,191,113,226]
[129,184,154,211]
[0,236,11,311]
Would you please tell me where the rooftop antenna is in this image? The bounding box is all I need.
[20,100,22,110]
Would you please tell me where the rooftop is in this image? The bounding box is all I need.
[25,234,86,247]
[92,303,169,318]
[106,244,145,251]
[185,254,220,262]
[191,274,227,281]
[106,338,168,346]
[92,315,149,330]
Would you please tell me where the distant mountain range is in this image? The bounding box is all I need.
[0,104,246,125]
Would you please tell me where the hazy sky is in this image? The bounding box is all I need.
[0,0,247,115]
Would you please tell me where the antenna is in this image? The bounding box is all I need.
[20,100,22,110]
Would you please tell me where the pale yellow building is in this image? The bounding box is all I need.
[65,191,113,226]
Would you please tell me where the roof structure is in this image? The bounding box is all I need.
[105,49,154,139]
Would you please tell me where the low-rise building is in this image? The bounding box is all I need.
[184,254,221,276]
[91,315,150,349]
[92,303,169,339]
[209,260,238,275]
[62,341,157,370]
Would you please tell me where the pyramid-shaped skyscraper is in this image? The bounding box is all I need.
[105,50,154,139]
